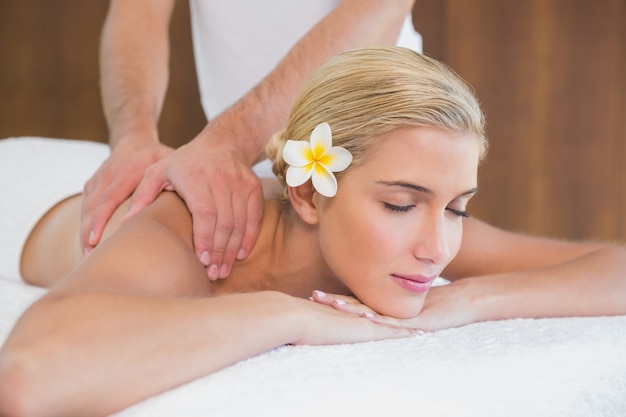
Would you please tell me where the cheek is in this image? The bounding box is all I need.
[446,220,464,264]
[317,204,392,282]
[319,213,422,317]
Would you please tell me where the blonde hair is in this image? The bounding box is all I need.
[266,46,487,206]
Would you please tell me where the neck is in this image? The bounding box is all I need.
[209,200,350,298]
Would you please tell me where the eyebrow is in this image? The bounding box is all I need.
[375,181,478,198]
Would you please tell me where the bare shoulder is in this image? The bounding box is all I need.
[53,192,211,298]
[443,216,605,280]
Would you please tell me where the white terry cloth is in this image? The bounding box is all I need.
[0,137,109,282]
[108,316,626,417]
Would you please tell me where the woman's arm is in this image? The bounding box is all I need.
[0,193,414,417]
[438,217,626,322]
[0,291,297,417]
[313,217,626,331]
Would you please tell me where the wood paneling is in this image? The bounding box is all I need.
[1,1,623,242]
[157,1,207,147]
[622,5,626,240]
[414,0,626,242]
[0,1,109,141]
[0,0,205,147]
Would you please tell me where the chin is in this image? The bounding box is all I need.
[370,298,425,320]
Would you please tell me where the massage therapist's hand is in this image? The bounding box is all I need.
[81,138,173,256]
[312,281,480,332]
[124,129,264,280]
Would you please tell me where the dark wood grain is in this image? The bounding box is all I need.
[0,0,205,147]
[414,0,625,242]
[1,1,623,241]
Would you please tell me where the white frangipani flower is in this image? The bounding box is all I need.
[282,122,353,197]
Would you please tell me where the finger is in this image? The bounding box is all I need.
[311,290,360,306]
[82,200,119,250]
[337,317,422,344]
[172,176,219,275]
[328,297,378,318]
[365,320,424,339]
[80,197,99,253]
[311,291,375,318]
[124,164,168,222]
[365,314,426,333]
[80,172,107,251]
[216,188,249,279]
[237,181,264,261]
[363,314,399,327]
[192,180,232,280]
[81,176,133,252]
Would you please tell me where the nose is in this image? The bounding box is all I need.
[412,212,451,265]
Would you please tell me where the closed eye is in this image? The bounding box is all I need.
[384,202,414,213]
[446,207,469,218]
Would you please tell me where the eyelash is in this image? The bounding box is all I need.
[383,203,469,218]
[447,208,470,218]
[384,203,413,213]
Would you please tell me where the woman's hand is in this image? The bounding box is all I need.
[291,294,420,345]
[310,280,481,333]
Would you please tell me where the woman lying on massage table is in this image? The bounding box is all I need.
[1,46,625,417]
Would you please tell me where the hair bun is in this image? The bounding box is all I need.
[265,128,288,183]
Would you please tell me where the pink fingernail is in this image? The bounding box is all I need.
[313,290,326,298]
[236,249,247,260]
[219,264,229,278]
[88,230,97,246]
[333,299,346,306]
[200,251,210,266]
[208,264,219,279]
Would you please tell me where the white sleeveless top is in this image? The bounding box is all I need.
[189,0,422,119]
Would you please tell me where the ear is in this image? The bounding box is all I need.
[287,181,319,225]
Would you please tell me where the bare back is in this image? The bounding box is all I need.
[21,195,129,287]
[21,177,284,290]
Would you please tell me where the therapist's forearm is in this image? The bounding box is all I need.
[207,0,416,166]
[99,0,176,148]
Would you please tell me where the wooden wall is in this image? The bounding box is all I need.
[1,1,624,242]
[0,0,205,146]
[414,0,626,242]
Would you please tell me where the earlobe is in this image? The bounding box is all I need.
[288,182,319,225]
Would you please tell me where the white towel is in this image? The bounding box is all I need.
[112,314,626,417]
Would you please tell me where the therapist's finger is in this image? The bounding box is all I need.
[237,181,264,261]
[172,176,220,276]
[215,189,248,279]
[195,180,232,280]
[123,163,169,222]
[81,173,135,254]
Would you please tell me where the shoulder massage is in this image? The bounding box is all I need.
[0,46,625,416]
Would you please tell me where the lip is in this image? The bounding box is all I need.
[391,274,435,294]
